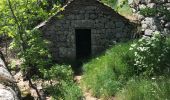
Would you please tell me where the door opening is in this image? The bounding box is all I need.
[75,29,91,60]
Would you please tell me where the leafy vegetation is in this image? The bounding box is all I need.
[43,65,83,100]
[116,77,170,100]
[140,7,157,17]
[0,0,82,99]
[130,32,170,77]
[140,5,170,20]
[1,0,170,99]
[81,42,133,99]
[81,32,170,99]
[101,0,133,16]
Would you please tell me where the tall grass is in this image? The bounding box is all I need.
[116,77,170,100]
[81,37,170,99]
[81,42,133,99]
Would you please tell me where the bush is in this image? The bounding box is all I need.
[45,81,83,100]
[140,7,157,17]
[130,32,170,76]
[140,6,170,20]
[43,65,83,100]
[81,32,170,99]
[11,29,83,99]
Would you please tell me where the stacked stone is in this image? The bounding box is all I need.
[39,0,134,61]
[129,0,170,35]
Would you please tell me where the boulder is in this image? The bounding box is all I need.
[0,52,20,100]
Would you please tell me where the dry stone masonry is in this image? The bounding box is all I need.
[129,0,170,35]
[38,0,134,62]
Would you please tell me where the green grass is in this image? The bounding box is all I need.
[81,42,134,99]
[116,77,170,100]
[81,38,170,99]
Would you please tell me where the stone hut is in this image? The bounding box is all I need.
[37,0,134,62]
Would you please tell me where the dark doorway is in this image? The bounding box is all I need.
[75,29,91,60]
[73,29,91,75]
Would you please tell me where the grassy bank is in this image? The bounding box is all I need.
[81,42,134,99]
[81,36,170,99]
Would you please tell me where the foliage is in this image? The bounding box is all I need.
[140,7,157,17]
[129,32,170,76]
[19,29,52,75]
[81,42,133,98]
[81,34,170,99]
[41,64,73,81]
[116,77,170,100]
[18,29,83,99]
[115,0,133,15]
[45,81,83,100]
[140,5,170,20]
[101,0,133,16]
[43,65,83,100]
[0,0,83,99]
[0,0,61,49]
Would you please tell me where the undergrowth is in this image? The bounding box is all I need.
[81,42,133,99]
[116,77,170,100]
[81,32,170,99]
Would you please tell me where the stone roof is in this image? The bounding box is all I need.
[35,0,129,29]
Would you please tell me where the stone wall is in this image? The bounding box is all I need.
[129,0,170,35]
[39,0,134,62]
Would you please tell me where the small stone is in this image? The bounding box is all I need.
[137,14,145,20]
[132,8,137,13]
[164,28,170,34]
[128,0,133,4]
[147,3,156,8]
[145,29,153,36]
[165,22,170,28]
[142,24,148,29]
[139,4,147,10]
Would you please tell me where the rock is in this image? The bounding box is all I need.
[0,66,16,83]
[145,29,153,36]
[142,24,148,29]
[130,0,170,35]
[139,0,145,4]
[147,3,156,8]
[128,0,134,4]
[0,53,20,100]
[0,57,5,68]
[165,22,170,28]
[164,28,170,34]
[0,84,19,100]
[139,4,147,9]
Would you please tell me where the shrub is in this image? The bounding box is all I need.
[140,5,170,20]
[45,81,83,100]
[43,65,83,100]
[140,7,157,17]
[130,32,170,76]
[10,29,83,99]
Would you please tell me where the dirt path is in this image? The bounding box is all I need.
[74,75,100,100]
